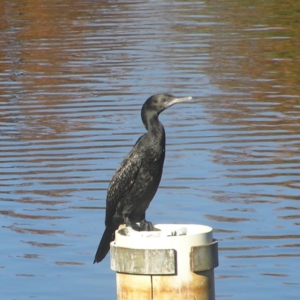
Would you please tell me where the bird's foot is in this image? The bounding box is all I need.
[125,221,154,231]
[139,219,154,231]
[124,217,141,231]
[123,216,154,231]
[129,222,142,231]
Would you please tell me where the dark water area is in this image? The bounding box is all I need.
[1,0,300,299]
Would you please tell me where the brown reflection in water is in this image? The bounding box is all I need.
[227,254,300,259]
[0,210,68,220]
[16,274,36,277]
[197,1,300,180]
[220,246,266,251]
[5,224,65,236]
[218,275,247,279]
[17,190,75,198]
[278,215,300,220]
[55,261,84,266]
[22,241,65,248]
[69,206,105,210]
[213,229,238,234]
[16,199,68,206]
[0,0,109,140]
[242,234,300,240]
[23,253,40,259]
[207,1,300,98]
[205,214,250,223]
[261,273,288,277]
[279,243,300,248]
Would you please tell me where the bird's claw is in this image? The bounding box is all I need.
[129,223,142,231]
[125,219,154,231]
[139,220,154,231]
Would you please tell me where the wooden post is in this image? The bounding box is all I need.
[110,224,218,300]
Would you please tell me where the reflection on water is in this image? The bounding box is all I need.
[1,0,300,299]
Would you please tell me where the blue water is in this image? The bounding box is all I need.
[1,0,300,299]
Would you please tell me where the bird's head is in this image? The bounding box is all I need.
[141,94,192,130]
[142,94,192,117]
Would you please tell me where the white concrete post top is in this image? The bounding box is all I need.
[114,224,213,249]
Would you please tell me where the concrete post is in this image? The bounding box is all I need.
[110,224,218,300]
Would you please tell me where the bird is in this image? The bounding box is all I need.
[94,93,192,263]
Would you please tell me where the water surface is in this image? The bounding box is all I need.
[0,0,300,299]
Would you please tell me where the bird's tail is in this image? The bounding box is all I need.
[93,226,116,263]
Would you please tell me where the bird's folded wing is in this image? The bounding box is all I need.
[105,151,142,224]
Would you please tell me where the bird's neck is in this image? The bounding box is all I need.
[145,115,165,142]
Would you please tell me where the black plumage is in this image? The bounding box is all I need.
[94,94,192,263]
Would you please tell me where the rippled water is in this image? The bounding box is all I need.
[1,1,300,299]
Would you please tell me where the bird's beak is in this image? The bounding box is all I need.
[164,96,192,109]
